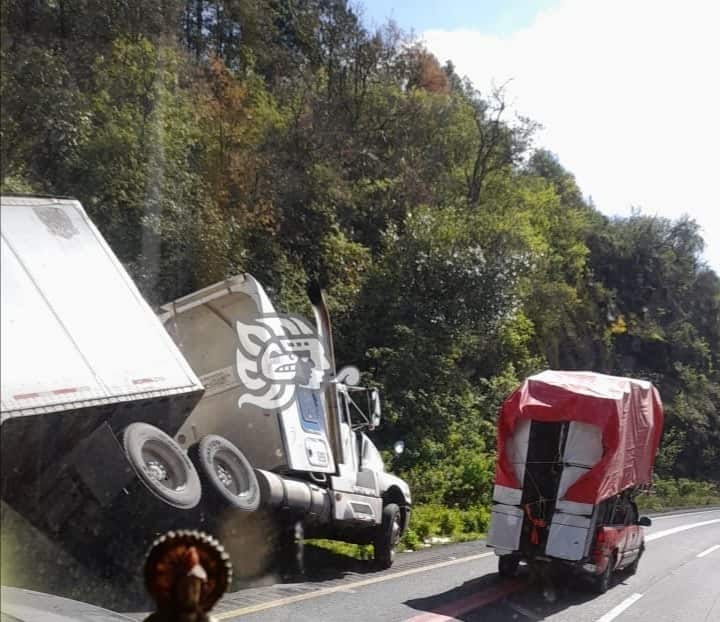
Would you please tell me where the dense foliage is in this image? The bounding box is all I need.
[3,1,719,507]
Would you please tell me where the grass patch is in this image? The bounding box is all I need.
[306,504,489,560]
[637,478,720,512]
[305,539,373,560]
[403,504,489,549]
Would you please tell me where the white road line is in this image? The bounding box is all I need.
[651,508,720,521]
[697,544,720,558]
[646,518,720,542]
[215,552,496,619]
[595,593,644,622]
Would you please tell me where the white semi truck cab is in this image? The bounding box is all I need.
[159,274,411,570]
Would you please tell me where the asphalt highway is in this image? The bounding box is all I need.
[209,507,720,622]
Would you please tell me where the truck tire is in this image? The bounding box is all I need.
[374,503,401,569]
[123,422,201,510]
[188,435,260,512]
[593,552,616,594]
[498,555,520,578]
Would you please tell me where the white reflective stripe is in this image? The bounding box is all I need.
[13,386,90,400]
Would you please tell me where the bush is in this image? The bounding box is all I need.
[400,528,421,551]
[460,506,490,533]
[405,504,489,546]
[439,508,463,537]
[637,478,720,511]
[412,510,436,541]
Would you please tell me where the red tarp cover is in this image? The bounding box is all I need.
[495,370,664,504]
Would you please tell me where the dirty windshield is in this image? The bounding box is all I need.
[1,2,719,622]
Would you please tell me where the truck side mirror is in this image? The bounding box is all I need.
[370,389,381,428]
[638,516,652,527]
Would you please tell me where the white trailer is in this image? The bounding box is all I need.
[1,195,206,572]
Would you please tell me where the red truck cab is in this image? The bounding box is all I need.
[591,497,652,592]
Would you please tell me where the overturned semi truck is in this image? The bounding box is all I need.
[158,274,412,572]
[487,371,664,592]
[0,195,410,580]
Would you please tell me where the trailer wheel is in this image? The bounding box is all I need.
[593,552,616,594]
[498,555,520,578]
[188,435,260,512]
[123,423,202,510]
[374,503,401,569]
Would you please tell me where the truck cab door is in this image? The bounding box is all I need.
[329,385,381,524]
[337,387,359,478]
[624,501,642,560]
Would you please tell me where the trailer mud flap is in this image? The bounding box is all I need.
[71,423,136,507]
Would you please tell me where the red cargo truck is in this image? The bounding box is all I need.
[487,371,664,593]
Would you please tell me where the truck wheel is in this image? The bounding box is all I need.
[626,544,644,575]
[374,503,401,569]
[593,552,616,594]
[498,555,520,578]
[188,435,260,512]
[123,423,202,510]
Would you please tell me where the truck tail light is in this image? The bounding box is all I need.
[593,528,607,565]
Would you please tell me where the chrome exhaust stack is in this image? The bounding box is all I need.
[307,281,344,466]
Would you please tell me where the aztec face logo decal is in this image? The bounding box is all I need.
[235,314,331,410]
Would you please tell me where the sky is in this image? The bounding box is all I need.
[359,0,720,272]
